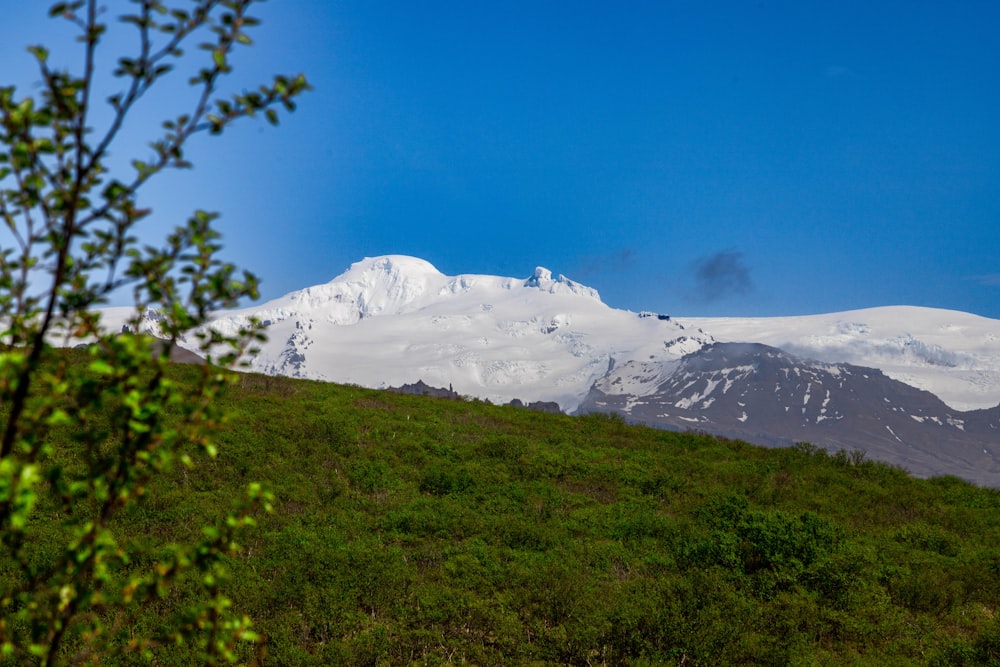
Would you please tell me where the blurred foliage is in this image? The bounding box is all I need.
[0,1,307,663]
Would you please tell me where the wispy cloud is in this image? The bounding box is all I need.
[824,65,854,78]
[574,248,636,278]
[692,250,754,302]
[972,273,1000,287]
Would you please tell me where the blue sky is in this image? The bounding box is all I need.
[3,1,999,317]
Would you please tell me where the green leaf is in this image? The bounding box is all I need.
[27,45,49,62]
[48,2,83,18]
[87,359,115,376]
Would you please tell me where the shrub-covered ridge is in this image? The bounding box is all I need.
[23,361,1000,664]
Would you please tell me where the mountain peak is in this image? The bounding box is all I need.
[272,255,447,323]
[526,267,553,286]
[345,255,443,280]
[524,266,601,301]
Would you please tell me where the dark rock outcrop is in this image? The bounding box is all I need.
[578,342,1000,487]
[387,380,461,400]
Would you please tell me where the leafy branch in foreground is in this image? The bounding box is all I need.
[0,1,308,663]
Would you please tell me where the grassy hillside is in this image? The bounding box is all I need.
[19,360,1000,664]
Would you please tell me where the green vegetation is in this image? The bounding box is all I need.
[2,3,998,665]
[23,355,1000,665]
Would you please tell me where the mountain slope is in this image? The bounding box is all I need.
[27,352,1000,664]
[92,255,1000,485]
[679,307,1000,411]
[193,256,713,410]
[578,342,1000,485]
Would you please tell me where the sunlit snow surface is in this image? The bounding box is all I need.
[96,257,1000,413]
[678,307,1000,411]
[191,256,710,411]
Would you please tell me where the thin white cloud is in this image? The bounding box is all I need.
[824,65,853,78]
[973,274,1000,287]
[574,248,636,278]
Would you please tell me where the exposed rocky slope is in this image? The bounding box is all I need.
[578,342,1000,485]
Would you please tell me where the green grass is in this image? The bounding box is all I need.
[23,363,1000,664]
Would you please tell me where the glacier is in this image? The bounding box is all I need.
[120,255,712,411]
[96,256,1000,413]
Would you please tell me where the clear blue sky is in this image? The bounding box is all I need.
[3,1,999,317]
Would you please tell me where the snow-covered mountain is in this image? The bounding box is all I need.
[185,255,712,410]
[102,255,1000,414]
[95,254,1000,484]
